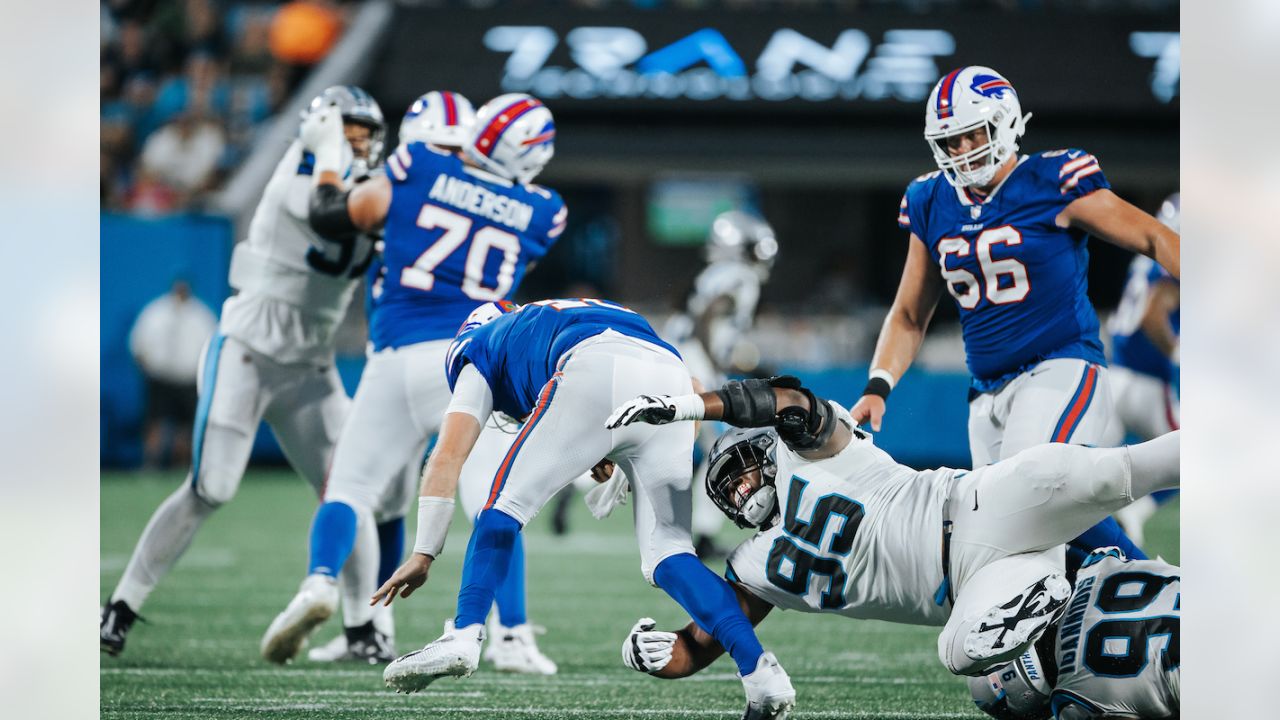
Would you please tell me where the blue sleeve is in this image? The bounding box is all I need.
[386,142,451,186]
[524,188,566,261]
[1039,148,1110,202]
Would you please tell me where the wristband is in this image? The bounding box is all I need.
[413,496,456,558]
[862,369,894,400]
[667,393,706,422]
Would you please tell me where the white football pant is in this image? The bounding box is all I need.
[1108,365,1179,441]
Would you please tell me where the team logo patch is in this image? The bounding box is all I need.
[970,74,1014,99]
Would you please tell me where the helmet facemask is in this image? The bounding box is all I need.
[706,430,780,529]
[925,109,1024,189]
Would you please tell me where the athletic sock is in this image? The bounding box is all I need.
[455,509,521,628]
[494,532,528,627]
[112,484,216,610]
[653,553,764,676]
[376,517,405,585]
[1128,431,1180,499]
[1069,516,1147,562]
[309,501,358,577]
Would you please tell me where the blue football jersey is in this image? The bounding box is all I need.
[1108,255,1179,383]
[370,142,567,350]
[445,299,680,420]
[899,150,1111,388]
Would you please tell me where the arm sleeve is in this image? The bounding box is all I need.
[446,363,494,423]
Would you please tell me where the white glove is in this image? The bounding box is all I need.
[605,394,704,430]
[583,464,629,519]
[621,617,676,674]
[299,105,347,176]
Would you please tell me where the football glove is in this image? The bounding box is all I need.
[299,104,347,176]
[621,617,676,674]
[605,394,704,429]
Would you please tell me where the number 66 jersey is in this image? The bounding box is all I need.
[1051,549,1179,718]
[898,150,1110,386]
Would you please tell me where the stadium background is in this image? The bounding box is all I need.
[100,2,1179,717]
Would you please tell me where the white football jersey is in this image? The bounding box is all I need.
[664,259,763,371]
[220,139,375,363]
[1052,552,1179,718]
[726,409,954,626]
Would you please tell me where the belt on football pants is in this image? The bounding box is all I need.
[933,498,955,608]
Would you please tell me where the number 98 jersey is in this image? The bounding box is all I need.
[372,142,567,351]
[1051,549,1179,718]
[898,150,1111,387]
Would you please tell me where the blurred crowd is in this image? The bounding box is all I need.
[100,0,348,215]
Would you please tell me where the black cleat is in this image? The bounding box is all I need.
[344,622,396,664]
[100,599,142,656]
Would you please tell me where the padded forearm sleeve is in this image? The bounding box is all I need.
[776,395,837,452]
[714,379,779,427]
[308,183,358,239]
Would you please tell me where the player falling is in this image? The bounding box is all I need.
[260,93,565,670]
[101,87,414,656]
[851,65,1179,563]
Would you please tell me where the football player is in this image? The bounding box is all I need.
[605,376,1177,683]
[371,299,796,720]
[663,210,779,556]
[968,547,1179,719]
[850,66,1179,558]
[101,86,407,656]
[259,93,565,668]
[1107,194,1180,546]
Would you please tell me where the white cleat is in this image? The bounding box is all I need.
[740,651,796,720]
[483,618,558,675]
[260,574,338,664]
[964,574,1072,667]
[383,622,485,694]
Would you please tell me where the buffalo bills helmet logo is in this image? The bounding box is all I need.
[970,74,1014,99]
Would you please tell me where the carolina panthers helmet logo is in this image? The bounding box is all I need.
[970,74,1014,99]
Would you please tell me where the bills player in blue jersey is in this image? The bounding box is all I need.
[1108,194,1180,547]
[850,66,1179,561]
[371,299,796,720]
[260,93,567,667]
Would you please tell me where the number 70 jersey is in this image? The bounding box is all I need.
[371,142,567,351]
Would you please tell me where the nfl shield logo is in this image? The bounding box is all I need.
[971,206,982,220]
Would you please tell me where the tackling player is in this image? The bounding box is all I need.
[850,66,1179,558]
[605,376,1177,683]
[1107,194,1180,546]
[259,93,565,669]
[663,210,779,556]
[969,547,1179,719]
[371,299,797,720]
[101,86,408,656]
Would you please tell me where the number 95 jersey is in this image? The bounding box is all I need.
[898,150,1111,385]
[372,143,566,351]
[1052,550,1179,718]
[725,411,954,627]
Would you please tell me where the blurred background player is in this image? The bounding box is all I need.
[101,86,395,656]
[850,65,1179,561]
[663,210,778,557]
[968,547,1179,719]
[1107,194,1180,547]
[373,299,796,720]
[128,278,217,470]
[260,93,565,669]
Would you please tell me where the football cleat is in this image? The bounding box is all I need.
[384,622,485,693]
[964,574,1072,667]
[100,599,142,656]
[260,574,339,665]
[483,617,557,675]
[307,623,395,664]
[740,651,796,720]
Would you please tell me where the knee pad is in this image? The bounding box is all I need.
[1060,446,1132,506]
[323,484,382,515]
[192,467,241,508]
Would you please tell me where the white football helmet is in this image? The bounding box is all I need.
[400,91,477,149]
[706,210,779,271]
[1157,192,1180,233]
[968,648,1053,719]
[924,66,1031,188]
[465,94,556,184]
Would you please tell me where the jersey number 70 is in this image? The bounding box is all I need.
[402,204,521,301]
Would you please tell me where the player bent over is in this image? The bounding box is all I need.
[968,547,1178,719]
[606,376,1177,682]
[373,299,797,720]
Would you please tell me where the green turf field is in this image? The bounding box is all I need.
[101,470,1179,719]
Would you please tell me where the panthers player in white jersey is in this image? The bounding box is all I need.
[663,210,778,555]
[260,93,565,669]
[605,376,1178,683]
[969,547,1179,719]
[100,86,407,656]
